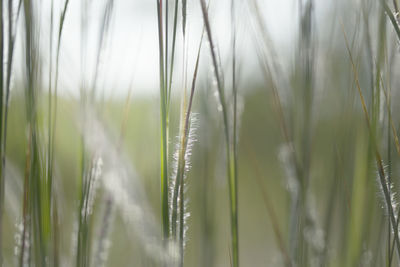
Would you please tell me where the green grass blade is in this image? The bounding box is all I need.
[156,0,170,240]
[167,0,179,110]
[382,0,400,42]
[342,23,400,259]
[0,0,4,263]
[199,0,238,265]
[170,30,204,266]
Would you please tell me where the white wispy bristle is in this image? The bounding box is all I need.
[14,220,30,267]
[79,108,179,265]
[102,167,178,264]
[375,163,400,242]
[85,156,103,216]
[93,197,114,267]
[303,194,325,264]
[169,113,198,257]
[71,220,79,260]
[376,163,399,226]
[14,221,23,260]
[278,142,299,198]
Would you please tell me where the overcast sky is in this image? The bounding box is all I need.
[19,0,331,98]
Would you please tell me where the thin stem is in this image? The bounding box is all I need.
[342,22,400,259]
[0,0,4,264]
[167,0,179,109]
[199,0,238,265]
[156,0,169,240]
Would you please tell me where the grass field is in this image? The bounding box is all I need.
[2,0,400,266]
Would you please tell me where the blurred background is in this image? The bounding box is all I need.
[3,0,400,266]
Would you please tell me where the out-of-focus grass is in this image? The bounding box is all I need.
[1,83,374,266]
[4,0,400,266]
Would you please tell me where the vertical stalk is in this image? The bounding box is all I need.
[231,0,239,263]
[0,0,4,263]
[156,0,169,240]
[231,0,239,265]
[200,0,239,265]
[167,0,179,108]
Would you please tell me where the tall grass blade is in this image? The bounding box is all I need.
[156,0,170,240]
[381,1,400,42]
[21,1,53,265]
[76,2,113,266]
[170,30,203,266]
[245,141,292,267]
[182,0,187,37]
[0,0,4,263]
[199,0,239,265]
[342,22,400,259]
[167,0,179,109]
